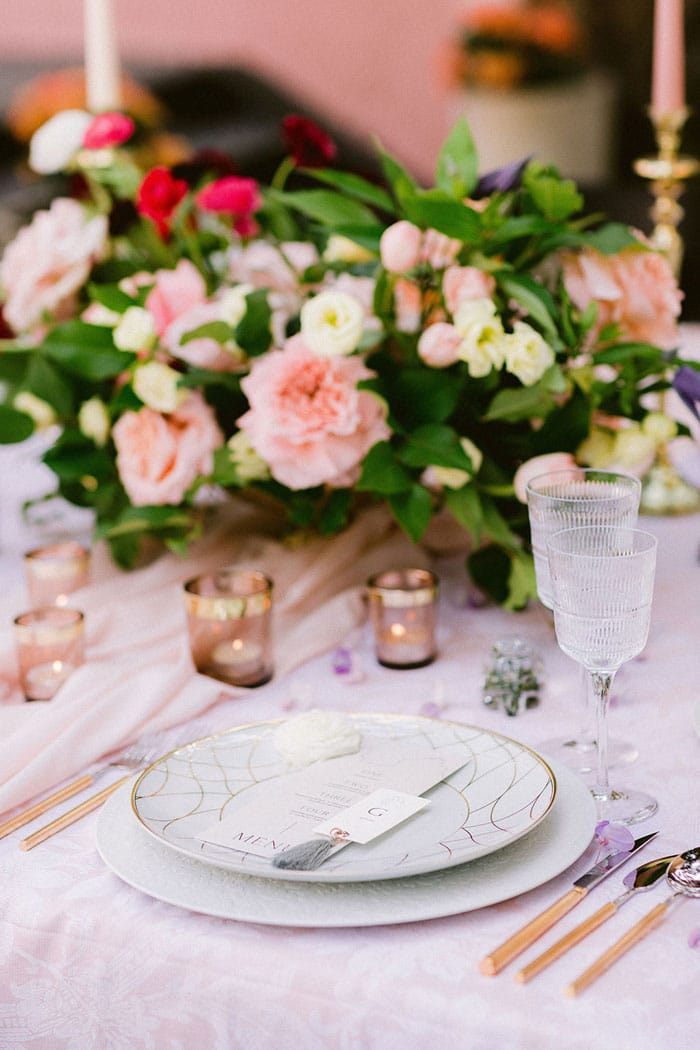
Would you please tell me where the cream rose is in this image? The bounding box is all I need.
[227,430,271,483]
[454,298,505,378]
[13,392,56,430]
[29,110,92,174]
[300,289,365,357]
[431,437,484,489]
[0,198,108,333]
[113,306,157,352]
[323,234,374,264]
[78,396,111,447]
[132,361,185,413]
[503,321,555,387]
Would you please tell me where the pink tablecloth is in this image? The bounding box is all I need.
[0,499,698,1048]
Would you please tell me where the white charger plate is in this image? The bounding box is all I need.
[131,715,556,883]
[97,759,594,927]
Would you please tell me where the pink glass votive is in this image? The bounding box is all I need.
[367,569,439,669]
[184,569,273,688]
[13,607,85,702]
[24,542,90,607]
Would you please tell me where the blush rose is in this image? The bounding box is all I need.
[237,334,390,489]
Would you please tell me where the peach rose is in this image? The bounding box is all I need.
[165,300,240,371]
[380,221,423,273]
[394,278,423,333]
[113,391,223,506]
[443,265,496,315]
[227,240,319,293]
[420,228,461,270]
[513,452,577,503]
[0,198,108,333]
[237,334,390,490]
[145,259,207,338]
[417,323,462,368]
[562,244,683,349]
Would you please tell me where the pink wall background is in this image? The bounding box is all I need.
[2,0,462,181]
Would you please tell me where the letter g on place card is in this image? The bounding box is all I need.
[313,789,429,845]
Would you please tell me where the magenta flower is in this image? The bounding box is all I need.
[196,176,262,238]
[83,112,135,150]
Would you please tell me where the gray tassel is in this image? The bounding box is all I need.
[272,835,343,871]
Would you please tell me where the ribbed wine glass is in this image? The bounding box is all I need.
[526,468,641,773]
[546,525,657,824]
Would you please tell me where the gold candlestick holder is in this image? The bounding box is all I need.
[633,107,700,515]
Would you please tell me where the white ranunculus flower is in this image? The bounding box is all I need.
[218,284,255,328]
[273,709,361,767]
[113,306,157,352]
[610,425,656,471]
[29,110,93,174]
[432,437,484,489]
[454,297,505,378]
[14,391,56,429]
[227,430,271,483]
[132,361,184,414]
[323,234,374,264]
[300,289,365,357]
[502,321,555,387]
[78,396,111,447]
[577,428,615,469]
[641,411,678,445]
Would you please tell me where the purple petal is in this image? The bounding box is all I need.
[332,646,353,675]
[672,366,700,422]
[594,820,635,853]
[688,927,700,949]
[475,156,531,197]
[419,701,443,719]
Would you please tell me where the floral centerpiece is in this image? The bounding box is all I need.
[0,108,693,607]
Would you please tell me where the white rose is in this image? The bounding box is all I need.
[29,110,92,174]
[323,234,374,264]
[300,290,365,357]
[78,396,111,447]
[13,392,56,429]
[273,709,361,768]
[611,425,656,472]
[454,297,505,378]
[641,411,678,445]
[132,361,184,413]
[113,307,157,352]
[218,284,254,328]
[227,430,271,483]
[503,321,555,387]
[432,437,484,489]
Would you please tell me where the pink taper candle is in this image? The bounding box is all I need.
[84,0,122,113]
[651,0,685,113]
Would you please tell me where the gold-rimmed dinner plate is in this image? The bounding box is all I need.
[130,714,556,883]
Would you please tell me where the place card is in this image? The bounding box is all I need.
[198,736,468,862]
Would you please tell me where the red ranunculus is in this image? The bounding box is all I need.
[83,112,135,150]
[136,166,188,238]
[196,176,262,238]
[281,114,337,167]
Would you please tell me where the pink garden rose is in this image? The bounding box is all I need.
[417,322,462,367]
[443,265,496,315]
[513,452,577,503]
[237,334,390,489]
[0,198,108,333]
[562,244,683,349]
[113,391,223,506]
[164,300,239,371]
[420,228,461,270]
[393,278,423,333]
[380,221,423,273]
[228,240,319,293]
[145,259,208,338]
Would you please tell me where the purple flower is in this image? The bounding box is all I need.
[332,646,354,675]
[475,157,531,198]
[672,365,700,422]
[594,820,635,854]
[688,927,700,949]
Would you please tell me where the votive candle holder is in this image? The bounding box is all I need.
[24,542,90,607]
[14,607,85,701]
[184,568,273,688]
[367,568,438,669]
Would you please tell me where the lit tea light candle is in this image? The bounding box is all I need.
[24,660,75,702]
[367,569,439,669]
[24,542,90,608]
[211,639,264,675]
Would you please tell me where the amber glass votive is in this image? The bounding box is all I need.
[14,607,85,701]
[184,569,273,687]
[367,569,439,669]
[24,542,90,607]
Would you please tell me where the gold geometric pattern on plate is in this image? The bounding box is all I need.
[131,714,556,883]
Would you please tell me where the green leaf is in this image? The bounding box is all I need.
[480,494,521,550]
[594,342,666,365]
[524,170,583,221]
[533,385,591,455]
[87,282,135,313]
[389,368,464,427]
[303,167,395,213]
[356,441,412,495]
[468,544,510,604]
[0,343,31,383]
[445,484,483,545]
[503,549,537,611]
[583,223,639,255]
[332,224,384,254]
[388,483,433,542]
[100,505,197,538]
[42,322,135,379]
[0,405,34,443]
[269,188,377,227]
[26,355,75,417]
[483,382,555,423]
[318,489,352,534]
[435,117,479,199]
[376,145,418,206]
[397,424,473,470]
[43,430,115,482]
[495,272,558,338]
[235,289,273,356]
[180,321,234,345]
[402,194,482,242]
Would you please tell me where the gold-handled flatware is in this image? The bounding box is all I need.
[0,774,96,841]
[479,832,658,976]
[20,777,131,850]
[566,848,700,997]
[514,853,676,983]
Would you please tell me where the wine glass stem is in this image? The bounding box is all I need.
[591,670,614,797]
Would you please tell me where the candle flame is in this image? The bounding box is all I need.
[389,623,407,640]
